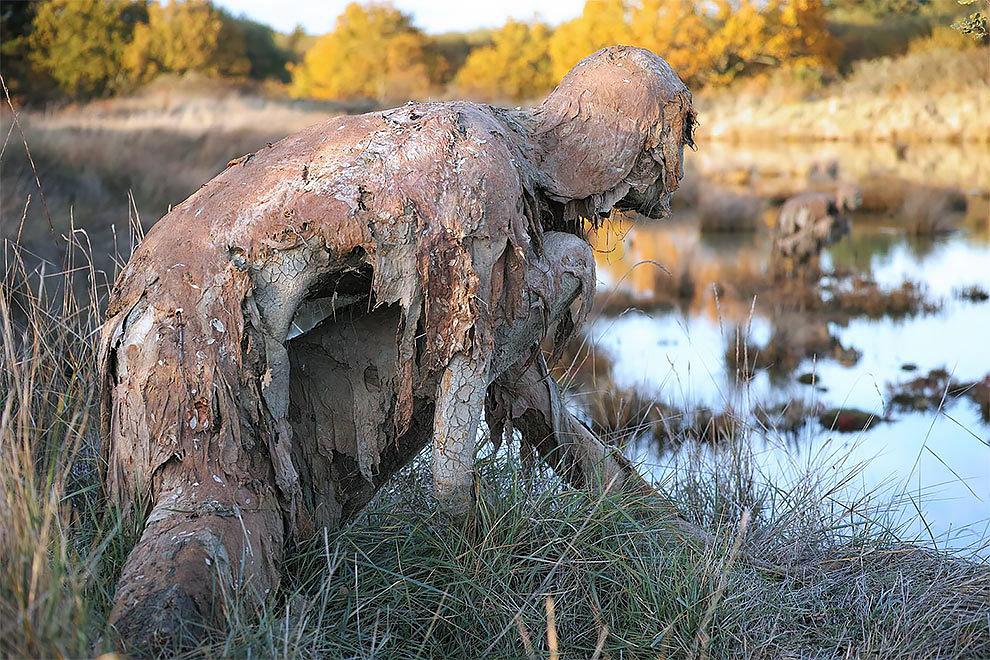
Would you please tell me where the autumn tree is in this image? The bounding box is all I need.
[543,0,838,91]
[453,20,554,101]
[629,0,714,83]
[549,0,713,87]
[28,0,145,97]
[705,0,771,84]
[432,29,494,85]
[765,0,838,71]
[705,0,837,84]
[228,14,294,81]
[549,0,629,82]
[289,3,441,102]
[1,1,44,99]
[124,0,249,84]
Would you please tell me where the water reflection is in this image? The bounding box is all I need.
[582,204,990,553]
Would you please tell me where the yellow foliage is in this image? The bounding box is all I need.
[453,20,554,102]
[289,3,440,102]
[545,0,836,91]
[628,0,715,83]
[767,0,838,70]
[549,0,629,82]
[29,0,139,97]
[549,0,715,85]
[550,0,718,84]
[124,0,249,84]
[707,0,838,85]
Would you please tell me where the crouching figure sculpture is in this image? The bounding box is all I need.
[98,46,696,652]
[772,183,861,280]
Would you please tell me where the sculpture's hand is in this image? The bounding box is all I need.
[432,350,491,519]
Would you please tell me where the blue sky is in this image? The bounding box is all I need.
[214,0,584,35]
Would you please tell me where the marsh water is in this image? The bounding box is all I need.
[584,143,990,554]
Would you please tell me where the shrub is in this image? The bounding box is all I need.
[839,44,989,96]
[900,187,968,235]
[124,0,249,84]
[28,0,144,98]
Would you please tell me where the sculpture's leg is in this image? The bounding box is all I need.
[488,355,716,552]
[483,232,685,523]
[109,476,283,654]
[101,298,290,656]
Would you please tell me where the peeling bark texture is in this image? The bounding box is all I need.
[98,46,696,653]
[772,184,861,279]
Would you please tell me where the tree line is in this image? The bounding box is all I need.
[1,0,301,100]
[1,0,980,104]
[289,0,841,102]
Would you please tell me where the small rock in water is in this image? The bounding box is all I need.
[901,363,918,372]
[819,407,882,433]
[888,367,956,413]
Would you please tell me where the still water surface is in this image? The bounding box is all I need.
[585,184,990,554]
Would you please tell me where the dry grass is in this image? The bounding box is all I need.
[1,83,358,272]
[0,236,140,657]
[699,47,990,143]
[839,44,989,98]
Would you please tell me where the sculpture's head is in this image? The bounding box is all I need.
[531,46,696,221]
[835,182,862,213]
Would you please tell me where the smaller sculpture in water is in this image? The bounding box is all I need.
[772,183,861,279]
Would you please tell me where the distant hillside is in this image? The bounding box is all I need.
[697,47,990,143]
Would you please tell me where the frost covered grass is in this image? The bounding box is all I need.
[2,236,988,658]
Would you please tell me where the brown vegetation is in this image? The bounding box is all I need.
[699,46,990,143]
[899,187,969,235]
[287,3,444,102]
[827,277,940,319]
[725,315,861,382]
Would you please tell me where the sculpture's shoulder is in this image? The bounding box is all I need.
[782,192,831,212]
[350,101,537,228]
[115,101,536,310]
[379,101,530,172]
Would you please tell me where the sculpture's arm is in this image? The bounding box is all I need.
[488,355,694,535]
[432,350,492,516]
[491,355,657,496]
[431,230,595,517]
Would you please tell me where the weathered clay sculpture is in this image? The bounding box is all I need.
[98,46,696,651]
[772,184,861,279]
